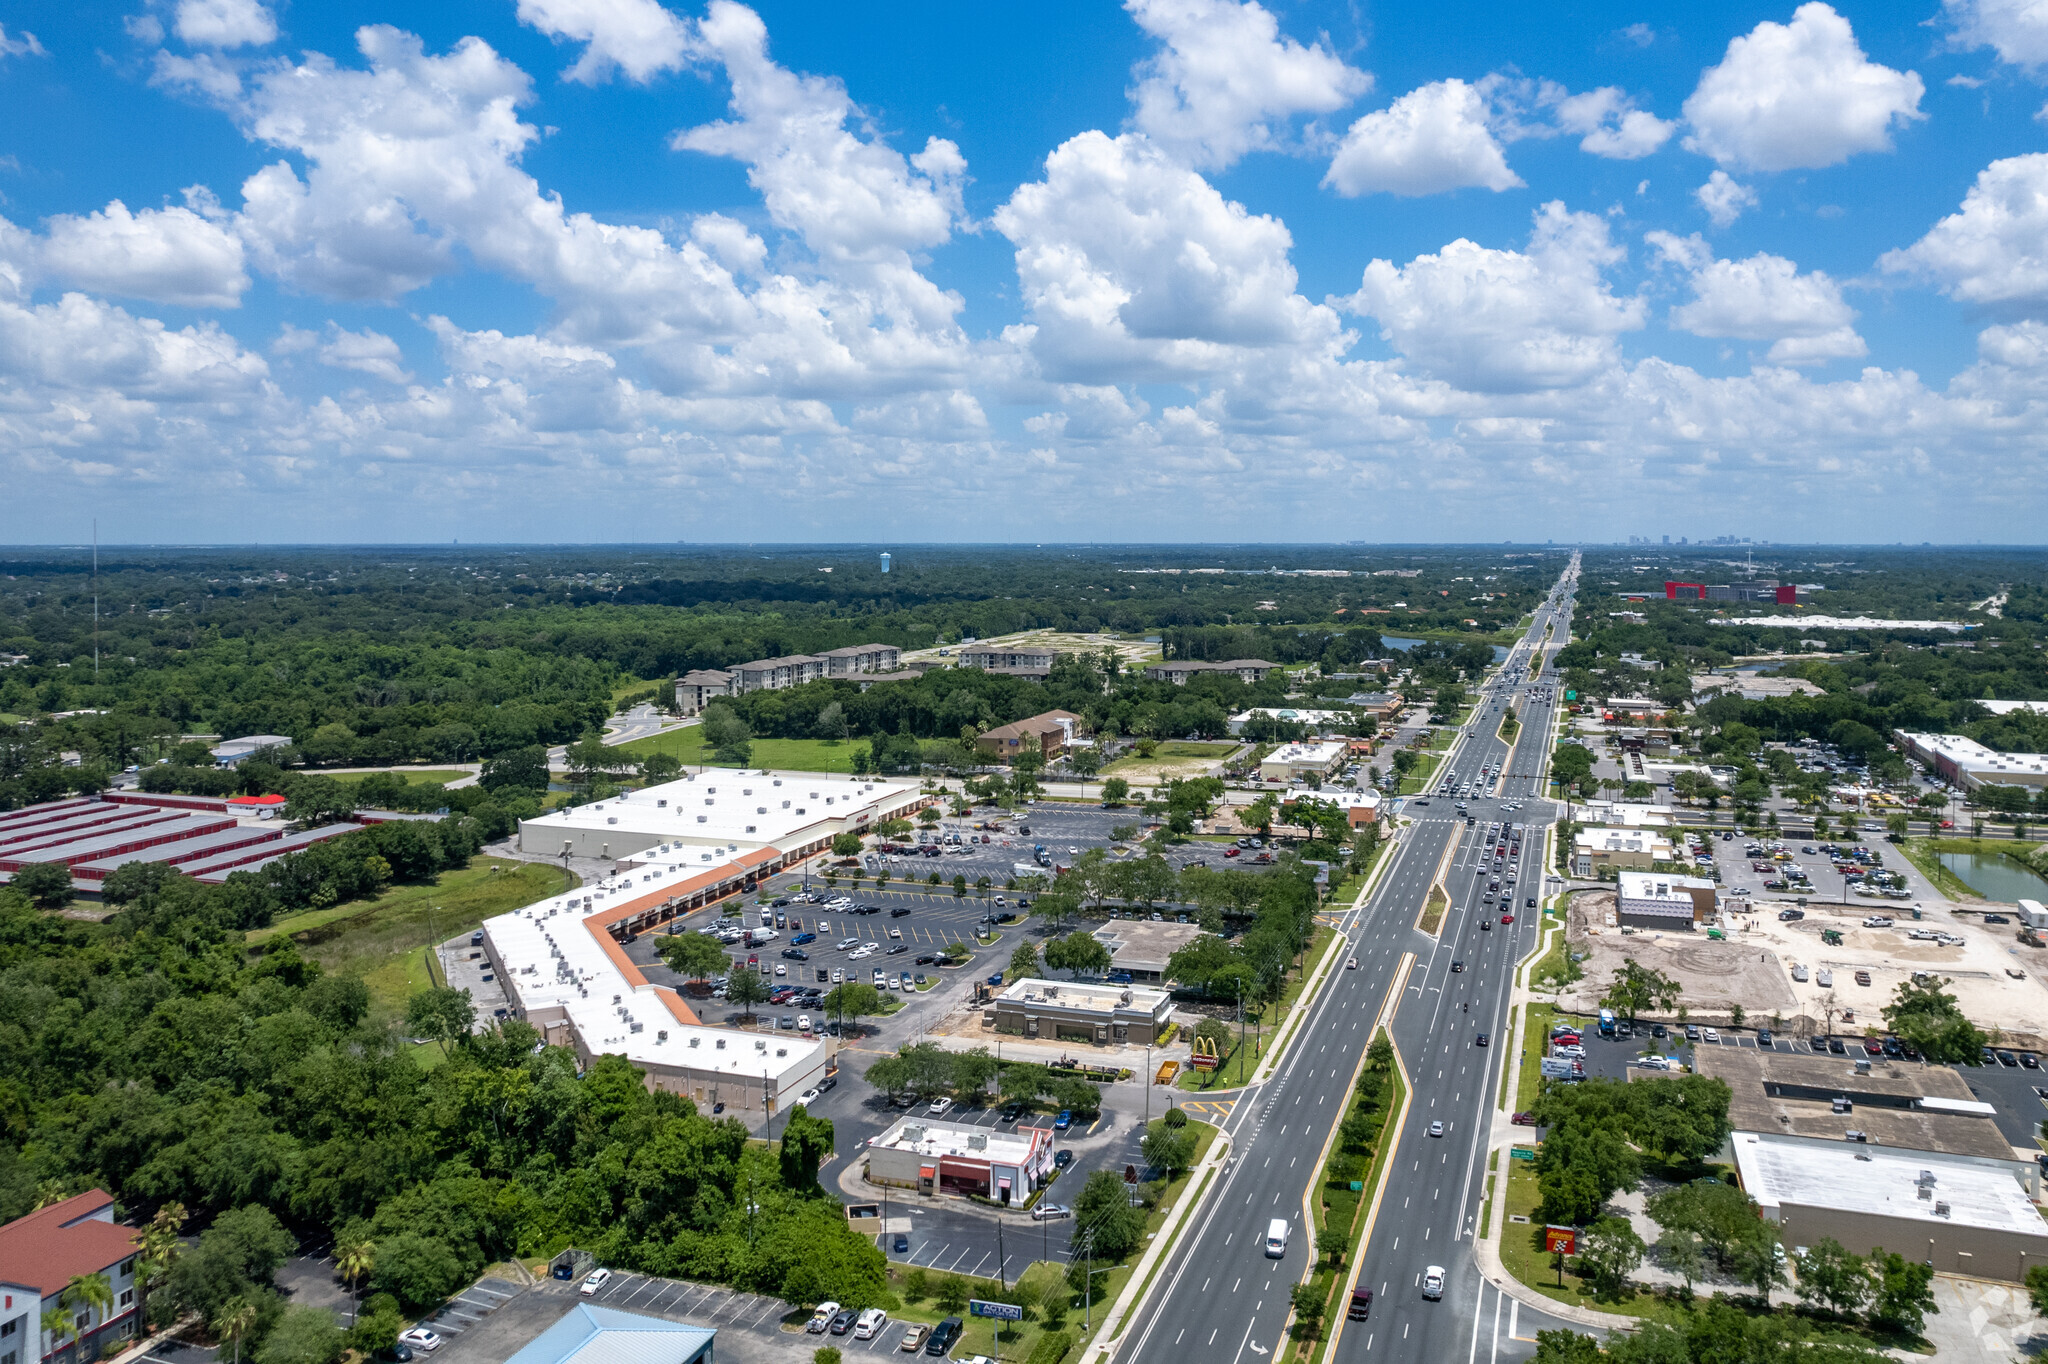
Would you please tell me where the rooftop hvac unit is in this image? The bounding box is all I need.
[1917,1184,1932,1200]
[630,1022,642,1033]
[755,1040,768,1051]
[967,1134,987,1150]
[773,779,782,786]
[688,1037,700,1048]
[783,801,791,809]
[903,1124,925,1142]
[613,994,622,1004]
[715,1038,726,1049]
[758,807,767,814]
[743,789,752,796]
[1934,1201,1951,1218]
[1917,1170,1936,1186]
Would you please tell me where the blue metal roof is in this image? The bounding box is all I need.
[504,1304,715,1364]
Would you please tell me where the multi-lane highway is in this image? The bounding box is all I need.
[1111,556,1583,1364]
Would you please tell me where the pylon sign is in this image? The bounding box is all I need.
[1191,1035,1221,1071]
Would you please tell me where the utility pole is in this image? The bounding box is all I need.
[92,519,99,679]
[996,1217,1006,1291]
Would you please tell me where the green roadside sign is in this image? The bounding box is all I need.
[1511,1146,1537,1162]
[1564,690,1577,701]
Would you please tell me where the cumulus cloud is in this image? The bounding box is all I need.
[173,0,277,49]
[1942,0,2048,71]
[321,324,413,383]
[1651,234,1866,364]
[1695,171,1760,228]
[0,23,46,59]
[1554,87,1676,159]
[996,130,1343,383]
[35,198,249,308]
[676,2,967,276]
[1324,79,1522,197]
[0,292,268,398]
[1124,0,1370,170]
[515,0,698,84]
[1340,201,1645,392]
[1683,3,1924,172]
[1881,152,2048,311]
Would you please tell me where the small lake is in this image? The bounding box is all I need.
[1381,635,1512,664]
[1936,849,2048,903]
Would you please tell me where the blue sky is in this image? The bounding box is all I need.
[1,0,2046,543]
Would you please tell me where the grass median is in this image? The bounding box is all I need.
[1417,883,1448,935]
[1291,1031,1404,1364]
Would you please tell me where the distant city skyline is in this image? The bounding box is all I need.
[2,0,2047,541]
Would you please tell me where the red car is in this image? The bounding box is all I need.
[1224,847,1240,858]
[1500,913,1515,925]
[1510,1111,1537,1126]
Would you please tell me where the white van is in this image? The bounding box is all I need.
[1265,1219,1289,1258]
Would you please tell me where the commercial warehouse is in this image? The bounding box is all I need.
[515,770,928,863]
[481,862,829,1118]
[0,793,357,889]
[1897,733,2048,792]
[1615,870,1717,930]
[1732,1134,2048,1281]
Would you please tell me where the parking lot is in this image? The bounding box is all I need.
[1539,1022,2048,1152]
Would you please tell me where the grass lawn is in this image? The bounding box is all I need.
[254,857,575,1026]
[1527,915,1578,991]
[1512,1001,1559,1112]
[613,725,862,773]
[1396,751,1442,795]
[1153,741,1237,758]
[334,768,469,786]
[1328,837,1389,905]
[1180,926,1334,1092]
[1498,717,1520,743]
[1418,883,1448,935]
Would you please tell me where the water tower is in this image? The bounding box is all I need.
[879,552,891,574]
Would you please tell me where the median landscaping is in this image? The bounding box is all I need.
[1288,1030,1404,1363]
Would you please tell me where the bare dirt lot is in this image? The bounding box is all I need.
[1558,889,2048,1047]
[1561,891,1799,1023]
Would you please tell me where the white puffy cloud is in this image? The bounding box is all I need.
[1124,0,1370,170]
[1882,153,2048,311]
[0,291,268,398]
[1324,79,1522,197]
[1682,3,1923,172]
[514,0,697,84]
[1943,0,2048,71]
[0,23,46,59]
[1695,171,1760,228]
[173,0,277,49]
[35,198,249,308]
[676,2,964,274]
[995,130,1344,383]
[1554,87,1676,159]
[1651,235,1866,364]
[317,324,412,383]
[1340,202,1646,392]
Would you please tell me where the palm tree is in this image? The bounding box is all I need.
[42,1304,74,1362]
[214,1297,257,1364]
[335,1237,375,1327]
[138,1202,188,1313]
[60,1272,114,1356]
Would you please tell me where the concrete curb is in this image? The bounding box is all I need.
[1253,927,1349,1088]
[1319,1020,1415,1360]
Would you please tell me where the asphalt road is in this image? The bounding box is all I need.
[1111,558,1586,1364]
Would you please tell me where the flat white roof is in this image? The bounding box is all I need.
[996,977,1171,1013]
[1618,870,1714,898]
[873,1116,1047,1166]
[1732,1133,2048,1238]
[1262,740,1347,765]
[1576,828,1671,851]
[519,769,925,850]
[485,869,826,1086]
[1230,708,1354,725]
[1900,733,2048,778]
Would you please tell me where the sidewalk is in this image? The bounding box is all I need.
[1080,1117,1235,1364]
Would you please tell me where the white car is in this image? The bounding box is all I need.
[807,1302,841,1334]
[398,1329,443,1352]
[855,1308,889,1339]
[798,1086,822,1105]
[928,1096,951,1115]
[577,1268,611,1297]
[1701,1028,1720,1043]
[1422,1265,1445,1300]
[1428,1121,1444,1137]
[889,928,903,939]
